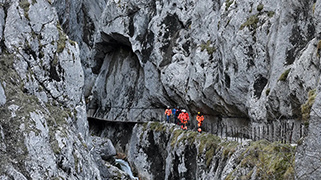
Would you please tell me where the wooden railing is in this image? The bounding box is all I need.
[87,107,307,143]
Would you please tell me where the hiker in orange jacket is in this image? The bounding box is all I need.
[165,106,172,123]
[178,109,189,130]
[196,112,204,133]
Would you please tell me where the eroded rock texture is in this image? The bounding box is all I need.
[79,0,319,122]
[2,0,321,179]
[0,0,115,179]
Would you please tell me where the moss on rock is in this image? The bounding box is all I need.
[170,128,184,147]
[301,89,317,122]
[139,122,296,179]
[200,40,216,55]
[19,0,30,20]
[57,24,67,53]
[225,0,234,11]
[149,121,167,132]
[235,140,295,179]
[240,15,259,30]
[317,40,321,56]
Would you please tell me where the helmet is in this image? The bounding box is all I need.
[182,109,186,112]
[198,112,200,115]
[167,106,170,108]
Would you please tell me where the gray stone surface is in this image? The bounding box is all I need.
[0,82,5,106]
[295,87,321,180]
[51,0,321,178]
[1,0,321,179]
[77,0,317,124]
[0,0,102,179]
[92,136,117,160]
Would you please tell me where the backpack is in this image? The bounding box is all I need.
[175,109,181,116]
[172,108,176,115]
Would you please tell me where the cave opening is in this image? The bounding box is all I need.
[92,32,135,74]
[88,32,146,121]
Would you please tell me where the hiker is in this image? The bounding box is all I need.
[196,112,204,133]
[172,107,176,122]
[178,109,189,130]
[164,106,172,123]
[174,106,181,125]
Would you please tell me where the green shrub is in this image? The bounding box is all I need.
[225,0,234,11]
[267,11,275,17]
[240,15,259,30]
[313,3,316,14]
[257,4,264,12]
[19,0,30,19]
[237,140,295,179]
[301,89,317,121]
[265,88,270,96]
[278,69,291,81]
[198,133,221,153]
[317,40,321,56]
[200,40,216,55]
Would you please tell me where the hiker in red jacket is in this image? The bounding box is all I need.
[178,109,189,130]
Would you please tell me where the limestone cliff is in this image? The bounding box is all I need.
[56,0,320,178]
[0,0,121,179]
[1,0,321,179]
[90,121,296,180]
[80,0,319,122]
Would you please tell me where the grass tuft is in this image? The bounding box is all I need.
[200,40,216,55]
[19,0,30,20]
[301,89,317,121]
[240,15,259,30]
[278,69,291,81]
[225,0,234,11]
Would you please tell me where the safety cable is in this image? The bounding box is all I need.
[87,107,249,119]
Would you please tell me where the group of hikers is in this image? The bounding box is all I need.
[165,106,204,133]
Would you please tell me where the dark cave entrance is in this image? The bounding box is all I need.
[87,32,146,121]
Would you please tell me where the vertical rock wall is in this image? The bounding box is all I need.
[1,0,320,179]
[82,0,319,123]
[126,122,295,180]
[0,0,102,179]
[52,0,321,178]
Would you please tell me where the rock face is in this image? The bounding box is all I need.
[60,0,319,177]
[125,122,295,180]
[82,0,318,122]
[2,0,321,179]
[72,0,319,149]
[88,120,296,180]
[0,0,112,179]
